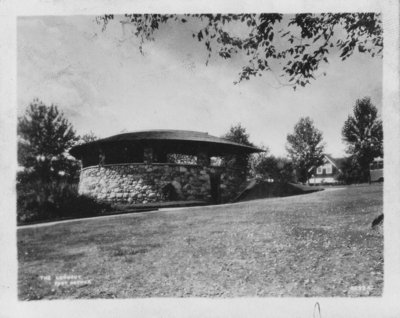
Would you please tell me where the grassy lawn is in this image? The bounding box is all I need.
[18,184,383,299]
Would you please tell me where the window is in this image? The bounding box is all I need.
[316,167,322,174]
[370,160,383,170]
[325,164,332,174]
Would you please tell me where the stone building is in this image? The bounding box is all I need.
[69,130,263,205]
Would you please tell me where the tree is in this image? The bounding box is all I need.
[248,144,269,178]
[274,157,295,183]
[222,123,254,177]
[97,13,382,89]
[167,153,197,165]
[286,117,325,183]
[336,157,361,185]
[80,131,99,143]
[18,99,79,183]
[253,155,295,183]
[16,101,114,223]
[342,97,383,182]
[223,123,254,146]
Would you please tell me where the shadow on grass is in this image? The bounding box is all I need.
[234,181,323,202]
[108,243,163,257]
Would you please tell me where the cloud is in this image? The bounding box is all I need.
[17,15,382,156]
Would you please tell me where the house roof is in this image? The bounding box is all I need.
[307,154,347,173]
[69,130,264,158]
[324,154,347,171]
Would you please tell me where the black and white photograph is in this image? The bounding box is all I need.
[1,0,400,317]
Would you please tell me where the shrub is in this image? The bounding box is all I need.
[253,155,295,183]
[17,179,111,224]
[336,156,365,184]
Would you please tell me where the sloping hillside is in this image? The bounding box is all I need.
[234,181,323,202]
[18,184,383,299]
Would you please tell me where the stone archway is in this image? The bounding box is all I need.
[162,183,179,201]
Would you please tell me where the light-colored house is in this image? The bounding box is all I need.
[308,154,345,185]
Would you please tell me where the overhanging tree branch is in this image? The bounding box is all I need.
[96,13,382,89]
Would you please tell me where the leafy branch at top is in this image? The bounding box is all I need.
[96,13,382,89]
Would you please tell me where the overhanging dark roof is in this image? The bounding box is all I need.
[70,130,264,158]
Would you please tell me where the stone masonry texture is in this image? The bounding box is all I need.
[78,163,245,204]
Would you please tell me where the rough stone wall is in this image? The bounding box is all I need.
[219,169,247,202]
[78,163,244,204]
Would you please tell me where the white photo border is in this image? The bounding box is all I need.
[1,0,399,317]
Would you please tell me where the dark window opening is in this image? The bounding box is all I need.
[162,183,179,201]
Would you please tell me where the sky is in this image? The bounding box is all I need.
[17,15,382,157]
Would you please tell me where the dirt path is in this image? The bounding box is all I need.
[17,201,238,229]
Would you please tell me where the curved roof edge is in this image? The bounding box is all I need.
[70,129,264,158]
